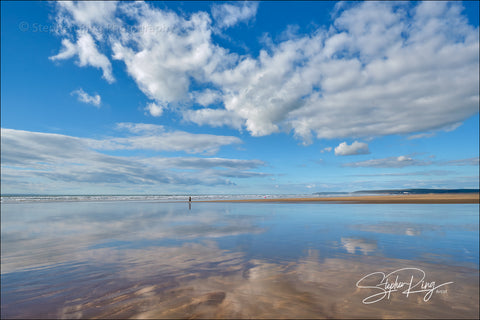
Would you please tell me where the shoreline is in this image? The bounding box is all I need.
[200,193,480,204]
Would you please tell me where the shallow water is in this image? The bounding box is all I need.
[1,201,478,318]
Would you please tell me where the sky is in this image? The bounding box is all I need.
[1,1,479,195]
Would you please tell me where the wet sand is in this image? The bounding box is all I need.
[5,246,477,319]
[2,201,478,319]
[204,193,480,204]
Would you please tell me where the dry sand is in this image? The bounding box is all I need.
[204,193,479,204]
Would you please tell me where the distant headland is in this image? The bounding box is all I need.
[349,188,480,195]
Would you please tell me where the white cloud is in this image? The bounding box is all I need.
[211,2,259,29]
[344,155,432,168]
[49,38,77,60]
[145,157,264,170]
[190,89,222,107]
[334,141,370,156]
[354,170,454,177]
[115,122,165,134]
[212,1,479,140]
[145,102,163,117]
[50,33,115,83]
[50,1,479,143]
[54,1,118,34]
[443,157,479,166]
[49,0,117,82]
[320,147,332,153]
[90,122,243,155]
[109,1,236,110]
[182,108,243,129]
[52,0,119,52]
[1,128,266,193]
[71,88,101,107]
[407,132,436,140]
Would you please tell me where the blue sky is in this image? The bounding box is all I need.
[1,1,479,195]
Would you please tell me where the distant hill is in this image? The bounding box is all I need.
[352,189,479,195]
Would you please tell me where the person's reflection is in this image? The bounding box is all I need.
[189,196,192,210]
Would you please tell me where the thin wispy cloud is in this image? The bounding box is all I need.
[343,155,432,168]
[353,170,455,177]
[89,122,243,155]
[442,157,479,166]
[407,132,436,140]
[71,88,101,107]
[1,127,266,193]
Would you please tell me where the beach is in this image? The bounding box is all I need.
[1,200,478,318]
[204,193,480,204]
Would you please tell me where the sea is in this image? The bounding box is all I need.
[0,193,354,203]
[1,195,478,318]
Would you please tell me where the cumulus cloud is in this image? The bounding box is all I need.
[334,141,370,156]
[54,1,118,38]
[110,1,234,105]
[71,88,101,107]
[190,89,222,107]
[343,155,432,168]
[182,108,243,129]
[50,1,479,143]
[49,1,117,82]
[145,102,163,117]
[211,1,478,140]
[1,128,266,193]
[211,2,259,29]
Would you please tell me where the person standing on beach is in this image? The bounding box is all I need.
[189,196,192,202]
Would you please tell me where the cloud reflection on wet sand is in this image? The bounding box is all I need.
[1,202,478,319]
[2,242,478,319]
[341,238,378,255]
[1,203,265,274]
[132,251,478,319]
